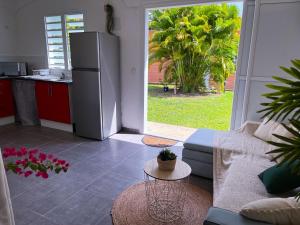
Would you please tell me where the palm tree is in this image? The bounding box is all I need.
[149,4,241,93]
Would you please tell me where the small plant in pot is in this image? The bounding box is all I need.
[157,148,177,171]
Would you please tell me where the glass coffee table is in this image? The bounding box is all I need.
[144,158,191,223]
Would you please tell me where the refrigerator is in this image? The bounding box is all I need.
[70,32,121,140]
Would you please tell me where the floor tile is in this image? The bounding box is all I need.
[0,125,212,225]
[45,191,111,225]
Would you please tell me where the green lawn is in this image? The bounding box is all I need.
[147,85,234,130]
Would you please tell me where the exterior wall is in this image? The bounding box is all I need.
[148,62,164,84]
[225,74,235,90]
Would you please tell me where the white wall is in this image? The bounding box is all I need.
[12,0,147,132]
[0,0,17,59]
[242,0,300,123]
[4,0,300,133]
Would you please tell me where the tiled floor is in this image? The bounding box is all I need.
[0,124,212,225]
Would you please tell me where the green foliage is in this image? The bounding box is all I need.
[158,148,177,161]
[258,59,300,121]
[149,4,241,93]
[259,59,300,201]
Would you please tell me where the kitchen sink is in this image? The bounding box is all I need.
[21,75,69,82]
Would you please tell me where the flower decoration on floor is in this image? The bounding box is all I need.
[2,147,69,179]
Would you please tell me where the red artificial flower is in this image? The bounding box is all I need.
[57,160,66,165]
[19,147,27,156]
[29,149,39,155]
[41,172,49,179]
[15,167,22,174]
[24,171,33,177]
[39,153,47,161]
[4,147,68,180]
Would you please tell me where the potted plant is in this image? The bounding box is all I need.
[157,148,177,171]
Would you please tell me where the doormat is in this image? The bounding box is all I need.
[142,135,177,147]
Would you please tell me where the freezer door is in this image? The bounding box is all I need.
[72,70,103,140]
[70,32,100,69]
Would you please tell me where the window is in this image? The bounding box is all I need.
[45,14,84,69]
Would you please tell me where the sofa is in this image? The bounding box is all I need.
[182,121,281,225]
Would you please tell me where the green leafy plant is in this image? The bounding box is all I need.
[259,59,300,200]
[157,148,177,161]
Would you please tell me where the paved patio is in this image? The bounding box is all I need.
[146,121,197,142]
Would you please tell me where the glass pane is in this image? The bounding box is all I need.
[48,52,64,59]
[67,30,84,34]
[65,14,85,69]
[47,23,62,31]
[48,45,64,51]
[66,22,84,30]
[47,38,63,45]
[65,14,83,22]
[45,15,65,69]
[45,16,61,23]
[47,31,63,38]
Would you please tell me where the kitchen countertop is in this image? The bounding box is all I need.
[0,75,72,84]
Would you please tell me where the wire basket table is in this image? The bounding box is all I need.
[144,159,191,223]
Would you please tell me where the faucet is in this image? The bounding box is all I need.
[61,73,66,80]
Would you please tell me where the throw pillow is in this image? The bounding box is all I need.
[240,197,300,225]
[254,117,280,142]
[269,123,295,162]
[258,161,300,194]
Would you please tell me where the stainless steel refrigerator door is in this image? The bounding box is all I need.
[98,33,121,139]
[70,32,100,69]
[72,70,103,140]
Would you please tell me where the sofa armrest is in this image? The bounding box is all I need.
[203,207,272,225]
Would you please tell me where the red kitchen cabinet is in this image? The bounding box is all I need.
[0,79,14,118]
[35,81,71,124]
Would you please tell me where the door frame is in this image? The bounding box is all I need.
[141,0,250,133]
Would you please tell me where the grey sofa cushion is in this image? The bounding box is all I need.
[204,207,272,225]
[183,128,215,153]
[182,148,213,164]
[182,157,213,179]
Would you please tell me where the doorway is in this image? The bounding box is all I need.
[145,2,244,141]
